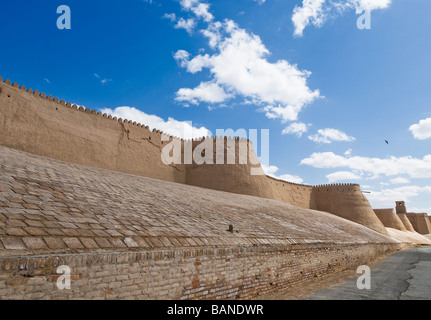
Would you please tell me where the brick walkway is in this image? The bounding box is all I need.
[0,146,394,256]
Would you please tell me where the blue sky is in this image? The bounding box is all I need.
[1,0,431,212]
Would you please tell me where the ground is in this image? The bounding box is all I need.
[260,246,431,300]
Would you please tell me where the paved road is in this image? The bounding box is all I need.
[305,246,431,300]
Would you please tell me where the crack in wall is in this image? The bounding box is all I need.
[119,121,181,172]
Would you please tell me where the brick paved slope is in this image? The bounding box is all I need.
[0,146,396,257]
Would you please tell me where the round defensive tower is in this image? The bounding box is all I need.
[373,208,407,231]
[311,184,389,235]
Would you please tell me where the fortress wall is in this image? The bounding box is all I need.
[0,80,186,183]
[0,78,396,235]
[311,184,388,235]
[0,242,400,300]
[418,214,431,234]
[266,177,316,210]
[397,214,416,232]
[406,213,431,235]
[184,138,315,209]
[185,138,276,201]
[2,79,315,208]
[373,209,407,231]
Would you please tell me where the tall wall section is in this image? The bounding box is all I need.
[406,213,431,235]
[373,209,407,231]
[184,137,316,209]
[397,214,416,232]
[267,177,316,210]
[312,184,388,235]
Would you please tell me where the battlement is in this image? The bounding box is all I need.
[266,175,313,188]
[1,76,183,143]
[374,208,395,213]
[373,208,406,231]
[313,183,361,190]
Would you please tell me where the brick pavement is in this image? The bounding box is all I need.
[0,146,396,257]
[0,146,402,299]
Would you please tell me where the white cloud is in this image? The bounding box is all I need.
[174,50,191,68]
[389,177,410,185]
[292,0,326,37]
[180,0,214,22]
[163,13,176,22]
[174,16,320,122]
[94,73,111,85]
[262,164,279,176]
[344,148,352,156]
[326,171,361,183]
[200,21,223,48]
[292,0,392,37]
[176,81,233,105]
[180,0,197,9]
[262,164,304,184]
[175,50,212,73]
[282,122,310,137]
[408,207,431,215]
[355,0,392,11]
[164,11,197,34]
[175,18,196,33]
[409,118,431,140]
[191,2,214,22]
[99,106,209,139]
[365,185,431,209]
[254,0,266,5]
[301,152,431,179]
[308,128,355,144]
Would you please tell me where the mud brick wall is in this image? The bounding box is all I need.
[0,80,388,234]
[0,243,400,300]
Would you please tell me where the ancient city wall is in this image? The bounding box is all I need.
[406,213,431,235]
[0,243,399,300]
[312,184,388,235]
[0,78,187,184]
[266,177,316,210]
[0,78,387,234]
[184,138,316,209]
[397,214,416,232]
[373,209,406,231]
[0,78,321,210]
